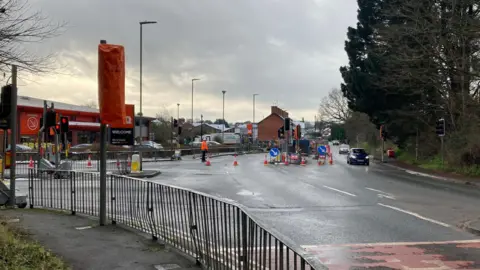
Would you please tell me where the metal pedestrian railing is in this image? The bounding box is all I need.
[27,169,318,269]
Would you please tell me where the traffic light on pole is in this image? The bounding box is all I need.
[60,116,69,133]
[45,110,57,128]
[436,118,445,136]
[295,125,301,139]
[380,125,387,141]
[277,126,284,139]
[55,123,61,134]
[173,119,178,128]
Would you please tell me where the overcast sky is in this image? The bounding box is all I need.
[16,0,358,123]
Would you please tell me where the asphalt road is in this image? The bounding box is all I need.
[141,149,480,268]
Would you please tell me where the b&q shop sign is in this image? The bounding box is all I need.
[20,112,41,135]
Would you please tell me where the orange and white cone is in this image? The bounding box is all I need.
[329,154,333,165]
[205,155,211,166]
[233,154,238,166]
[300,158,306,166]
[263,154,268,165]
[86,154,92,168]
[28,156,34,169]
[116,159,120,168]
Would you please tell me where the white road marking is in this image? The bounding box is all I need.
[378,203,450,228]
[365,187,391,195]
[322,185,356,197]
[301,239,480,249]
[75,226,93,230]
[377,194,396,200]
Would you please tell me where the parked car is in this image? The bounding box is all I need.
[347,148,369,166]
[6,144,33,152]
[332,140,340,146]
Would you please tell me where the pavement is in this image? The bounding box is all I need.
[137,149,480,269]
[0,209,199,270]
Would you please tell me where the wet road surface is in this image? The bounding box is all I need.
[140,150,480,269]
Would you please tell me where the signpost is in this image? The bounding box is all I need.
[269,148,279,157]
[110,128,134,145]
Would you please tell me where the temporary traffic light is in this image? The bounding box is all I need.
[60,116,69,133]
[284,118,291,130]
[173,119,178,128]
[277,126,284,138]
[436,118,445,136]
[178,126,182,135]
[45,110,57,128]
[0,84,12,120]
[295,125,301,140]
[55,123,61,134]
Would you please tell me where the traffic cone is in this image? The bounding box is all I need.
[116,159,120,168]
[284,157,289,166]
[86,154,92,168]
[329,154,333,165]
[263,154,268,165]
[233,155,238,166]
[28,156,34,169]
[300,158,306,166]
[205,156,211,166]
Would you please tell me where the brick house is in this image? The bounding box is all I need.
[257,106,289,141]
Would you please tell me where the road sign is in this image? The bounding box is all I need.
[269,148,280,157]
[317,145,326,154]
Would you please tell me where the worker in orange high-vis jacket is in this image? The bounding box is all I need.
[201,139,209,162]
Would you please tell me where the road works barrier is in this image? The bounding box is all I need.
[27,169,319,269]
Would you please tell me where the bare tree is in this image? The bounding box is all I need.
[0,0,64,73]
[83,101,97,109]
[319,88,351,122]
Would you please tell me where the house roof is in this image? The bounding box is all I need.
[192,123,227,131]
[257,113,284,125]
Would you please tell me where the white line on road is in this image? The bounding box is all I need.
[366,187,392,195]
[323,185,356,197]
[75,226,93,230]
[378,203,450,228]
[377,194,396,200]
[301,239,480,249]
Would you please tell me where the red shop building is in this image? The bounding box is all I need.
[14,95,139,145]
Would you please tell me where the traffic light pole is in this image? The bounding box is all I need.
[9,65,17,207]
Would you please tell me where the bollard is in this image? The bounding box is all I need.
[131,154,140,172]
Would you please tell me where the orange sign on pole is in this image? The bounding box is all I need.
[247,123,253,135]
[98,43,126,127]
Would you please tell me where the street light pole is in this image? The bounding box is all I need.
[191,78,200,123]
[139,20,157,141]
[253,94,258,144]
[177,103,180,119]
[253,94,258,123]
[222,90,226,143]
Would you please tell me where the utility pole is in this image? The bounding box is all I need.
[99,40,107,226]
[200,114,203,141]
[9,65,17,207]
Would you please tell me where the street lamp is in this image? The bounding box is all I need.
[177,103,180,119]
[191,78,200,123]
[222,90,226,143]
[200,114,203,141]
[253,94,259,124]
[139,20,157,141]
[252,94,259,145]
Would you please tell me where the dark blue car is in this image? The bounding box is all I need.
[347,148,369,166]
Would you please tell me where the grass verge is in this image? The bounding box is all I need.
[0,216,69,270]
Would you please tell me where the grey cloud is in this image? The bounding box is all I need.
[27,0,358,121]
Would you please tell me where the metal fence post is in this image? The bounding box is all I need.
[241,211,248,270]
[70,171,76,215]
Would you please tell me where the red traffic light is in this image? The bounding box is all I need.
[62,118,67,124]
[55,124,60,130]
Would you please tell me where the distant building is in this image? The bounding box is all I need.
[7,95,153,145]
[257,106,289,141]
